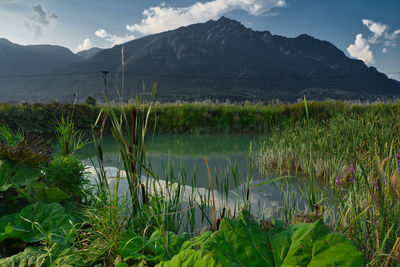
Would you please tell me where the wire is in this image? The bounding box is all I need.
[0,71,398,80]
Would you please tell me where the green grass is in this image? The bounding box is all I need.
[3,100,399,265]
[259,101,400,265]
[0,100,380,135]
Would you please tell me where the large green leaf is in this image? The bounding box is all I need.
[31,183,71,203]
[0,159,42,192]
[0,246,84,267]
[0,247,44,267]
[0,202,75,243]
[119,229,189,265]
[269,219,364,266]
[157,210,364,267]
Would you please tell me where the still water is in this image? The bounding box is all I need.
[78,134,306,222]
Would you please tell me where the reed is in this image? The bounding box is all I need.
[259,101,400,265]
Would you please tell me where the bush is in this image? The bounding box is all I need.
[45,155,87,198]
[85,96,97,106]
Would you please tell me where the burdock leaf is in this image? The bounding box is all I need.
[0,247,44,267]
[157,210,364,267]
[119,230,189,264]
[0,202,75,243]
[0,159,42,191]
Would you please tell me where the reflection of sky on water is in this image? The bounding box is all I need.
[80,134,309,230]
[79,134,260,190]
[86,166,289,231]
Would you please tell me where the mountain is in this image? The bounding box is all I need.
[0,38,81,76]
[1,17,399,102]
[76,47,103,59]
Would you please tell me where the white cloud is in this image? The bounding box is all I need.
[24,5,57,37]
[95,29,107,38]
[77,38,92,52]
[126,0,286,35]
[362,19,387,43]
[347,33,374,64]
[384,29,400,46]
[95,29,135,46]
[382,47,387,53]
[361,19,400,48]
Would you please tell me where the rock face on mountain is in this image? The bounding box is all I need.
[0,17,399,102]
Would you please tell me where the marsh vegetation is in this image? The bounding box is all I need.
[1,99,400,266]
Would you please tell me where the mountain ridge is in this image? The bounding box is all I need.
[0,38,81,76]
[0,17,399,103]
[76,47,103,59]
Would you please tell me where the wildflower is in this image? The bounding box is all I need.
[381,175,386,185]
[349,164,355,174]
[349,164,355,184]
[335,176,341,185]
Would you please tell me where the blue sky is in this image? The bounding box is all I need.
[0,0,399,79]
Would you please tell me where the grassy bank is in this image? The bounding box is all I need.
[1,100,394,135]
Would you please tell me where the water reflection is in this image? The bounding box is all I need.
[79,134,308,225]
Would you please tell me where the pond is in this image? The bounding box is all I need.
[78,134,308,225]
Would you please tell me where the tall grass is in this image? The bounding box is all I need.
[54,117,87,156]
[0,122,24,146]
[259,101,400,265]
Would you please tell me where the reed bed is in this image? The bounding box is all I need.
[259,101,400,265]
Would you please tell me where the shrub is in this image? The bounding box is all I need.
[45,155,87,199]
[85,96,97,106]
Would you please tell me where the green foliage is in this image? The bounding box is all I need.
[0,201,75,243]
[269,220,364,266]
[0,136,52,166]
[31,183,71,203]
[54,117,87,157]
[104,83,156,212]
[77,192,131,266]
[85,96,97,106]
[157,211,363,267]
[0,122,24,146]
[0,159,42,192]
[119,230,189,265]
[45,155,87,198]
[0,245,84,266]
[0,247,44,267]
[260,102,400,264]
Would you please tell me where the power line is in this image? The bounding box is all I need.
[0,71,399,80]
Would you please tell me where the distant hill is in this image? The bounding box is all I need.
[0,17,399,103]
[0,38,81,75]
[76,47,103,59]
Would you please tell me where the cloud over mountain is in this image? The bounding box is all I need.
[126,0,286,34]
[94,29,135,47]
[347,19,400,63]
[77,38,92,52]
[347,34,374,64]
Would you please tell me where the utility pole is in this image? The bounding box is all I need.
[102,71,109,97]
